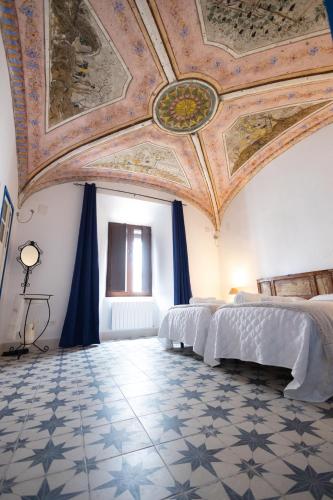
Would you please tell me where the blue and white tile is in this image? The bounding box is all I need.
[274,413,330,446]
[126,393,179,416]
[81,399,136,427]
[0,406,28,426]
[120,381,162,398]
[32,388,79,404]
[28,397,81,417]
[83,418,152,460]
[157,433,239,487]
[20,413,82,442]
[140,408,202,444]
[219,472,280,499]
[220,422,296,464]
[0,421,23,450]
[0,467,89,499]
[112,372,152,386]
[78,386,125,406]
[167,479,226,499]
[269,396,325,421]
[194,401,247,430]
[0,449,14,481]
[262,450,333,498]
[89,445,175,500]
[5,433,85,482]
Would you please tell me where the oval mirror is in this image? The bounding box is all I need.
[17,240,42,294]
[20,245,40,267]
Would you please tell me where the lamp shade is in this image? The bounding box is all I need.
[229,287,239,295]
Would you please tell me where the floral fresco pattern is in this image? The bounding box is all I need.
[154,80,218,133]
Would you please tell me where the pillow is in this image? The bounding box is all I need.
[233,292,262,304]
[234,291,305,305]
[309,294,333,302]
[262,296,306,303]
[190,297,216,304]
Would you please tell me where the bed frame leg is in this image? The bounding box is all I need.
[180,342,184,349]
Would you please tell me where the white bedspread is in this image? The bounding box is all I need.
[204,303,333,402]
[158,305,217,356]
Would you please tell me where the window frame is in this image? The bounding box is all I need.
[106,223,152,298]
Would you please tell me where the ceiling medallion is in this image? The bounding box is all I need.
[153,79,218,134]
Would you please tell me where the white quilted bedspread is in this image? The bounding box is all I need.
[158,305,213,356]
[204,305,333,402]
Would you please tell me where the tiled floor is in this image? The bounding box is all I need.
[0,337,332,499]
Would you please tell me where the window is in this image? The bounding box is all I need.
[106,223,152,297]
[0,187,14,297]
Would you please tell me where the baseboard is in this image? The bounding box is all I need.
[100,328,158,340]
[0,329,158,355]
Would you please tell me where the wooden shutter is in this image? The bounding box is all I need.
[106,222,126,296]
[142,226,152,295]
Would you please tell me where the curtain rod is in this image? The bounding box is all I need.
[73,183,186,205]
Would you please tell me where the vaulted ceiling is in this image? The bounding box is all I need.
[1,0,332,227]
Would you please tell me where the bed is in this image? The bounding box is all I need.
[158,299,225,357]
[204,269,333,402]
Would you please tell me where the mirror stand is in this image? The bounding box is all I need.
[17,240,42,294]
[22,266,32,295]
[2,241,51,359]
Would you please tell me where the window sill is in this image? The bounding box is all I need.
[104,296,155,302]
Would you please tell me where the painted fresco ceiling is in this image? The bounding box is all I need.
[0,0,333,227]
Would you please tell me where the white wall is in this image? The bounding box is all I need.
[98,192,221,333]
[184,204,221,299]
[0,32,18,202]
[0,184,83,345]
[0,32,19,340]
[219,123,333,298]
[0,180,220,345]
[97,192,174,333]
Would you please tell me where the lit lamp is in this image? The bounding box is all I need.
[229,287,239,296]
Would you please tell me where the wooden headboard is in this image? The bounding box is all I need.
[257,269,333,299]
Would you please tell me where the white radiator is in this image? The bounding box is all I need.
[111,301,155,330]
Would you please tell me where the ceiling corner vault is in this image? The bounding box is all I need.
[1,0,332,226]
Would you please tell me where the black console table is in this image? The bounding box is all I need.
[6,294,53,358]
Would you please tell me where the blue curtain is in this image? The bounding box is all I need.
[324,1,333,37]
[59,183,100,347]
[172,200,192,305]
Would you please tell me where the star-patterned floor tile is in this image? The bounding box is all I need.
[194,401,247,430]
[1,467,89,498]
[83,418,152,461]
[157,433,239,487]
[262,451,333,498]
[224,422,296,462]
[5,433,85,482]
[78,386,125,405]
[120,381,163,398]
[139,408,202,444]
[0,421,23,449]
[20,414,82,442]
[81,399,136,427]
[0,337,332,498]
[219,472,280,499]
[89,446,175,500]
[126,392,179,416]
